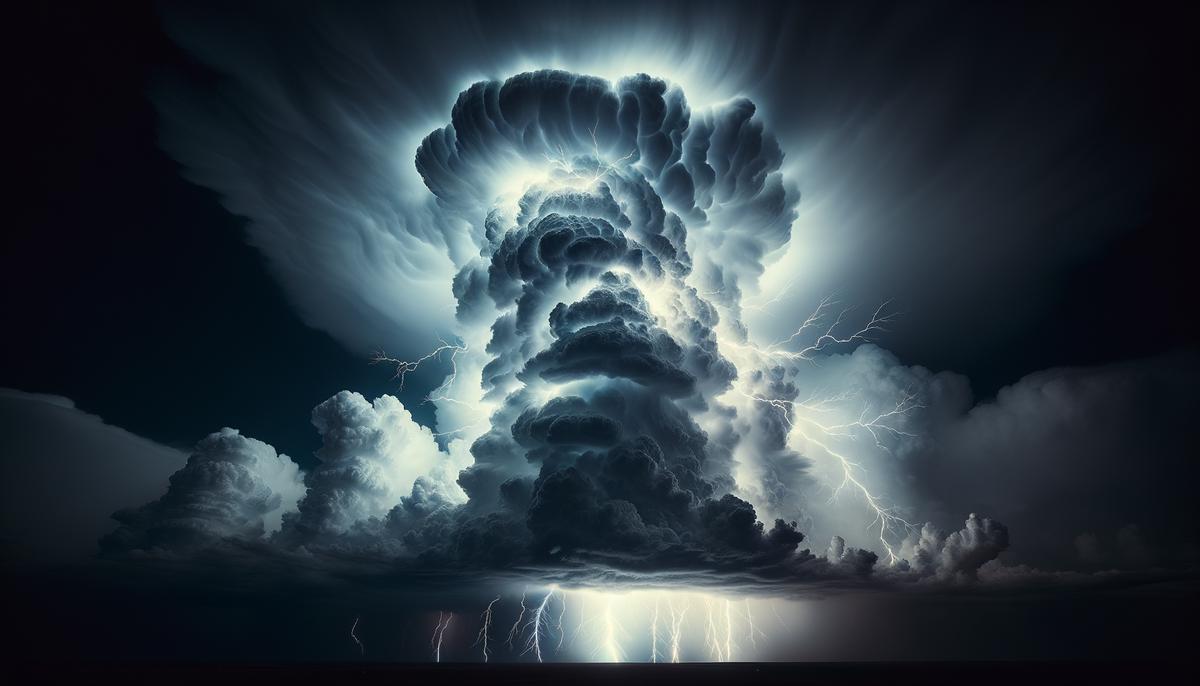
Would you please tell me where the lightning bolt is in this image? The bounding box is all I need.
[462,589,787,663]
[602,596,623,663]
[561,590,627,662]
[505,587,562,663]
[370,339,468,404]
[506,590,528,650]
[474,596,500,662]
[820,390,924,454]
[541,129,636,189]
[650,596,661,663]
[350,616,363,656]
[773,299,900,360]
[522,590,552,662]
[668,598,688,663]
[371,339,489,439]
[523,589,561,662]
[554,590,568,653]
[566,592,592,651]
[721,295,922,564]
[723,599,734,663]
[744,599,764,651]
[727,298,901,364]
[736,388,919,563]
[702,597,724,662]
[432,611,453,663]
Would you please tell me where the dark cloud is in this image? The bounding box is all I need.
[79,55,1200,615]
[0,389,186,565]
[824,536,878,576]
[909,353,1200,570]
[91,68,863,593]
[522,320,696,395]
[89,65,1150,601]
[512,397,622,448]
[5,0,1197,666]
[548,273,653,337]
[102,428,303,555]
[896,515,1010,582]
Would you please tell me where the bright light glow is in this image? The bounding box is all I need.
[493,587,791,663]
[716,297,923,563]
[431,611,453,662]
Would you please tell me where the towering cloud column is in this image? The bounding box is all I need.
[109,69,1012,587]
[412,70,811,571]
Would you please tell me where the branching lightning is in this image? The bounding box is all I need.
[506,587,564,663]
[371,339,481,437]
[475,596,500,662]
[723,296,923,564]
[728,297,901,364]
[370,340,468,404]
[668,599,688,663]
[542,128,636,189]
[602,596,624,663]
[432,611,453,663]
[820,391,924,454]
[422,589,781,663]
[702,597,724,662]
[506,590,528,650]
[367,68,922,663]
[744,599,764,650]
[736,387,919,563]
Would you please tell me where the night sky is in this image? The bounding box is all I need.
[4,0,1197,672]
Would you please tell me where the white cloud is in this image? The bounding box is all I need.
[282,391,466,539]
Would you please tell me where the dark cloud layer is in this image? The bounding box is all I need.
[910,353,1200,570]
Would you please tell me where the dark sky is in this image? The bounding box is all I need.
[4,0,1198,668]
[8,2,443,464]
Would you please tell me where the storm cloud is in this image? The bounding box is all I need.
[103,427,303,554]
[92,69,1043,595]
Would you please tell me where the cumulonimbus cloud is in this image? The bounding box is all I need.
[104,70,1031,594]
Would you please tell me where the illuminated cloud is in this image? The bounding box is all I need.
[277,390,470,542]
[128,64,1199,604]
[102,427,303,553]
[110,70,1025,595]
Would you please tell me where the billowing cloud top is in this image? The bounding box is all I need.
[103,428,303,553]
[98,68,1027,594]
[107,70,1039,595]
